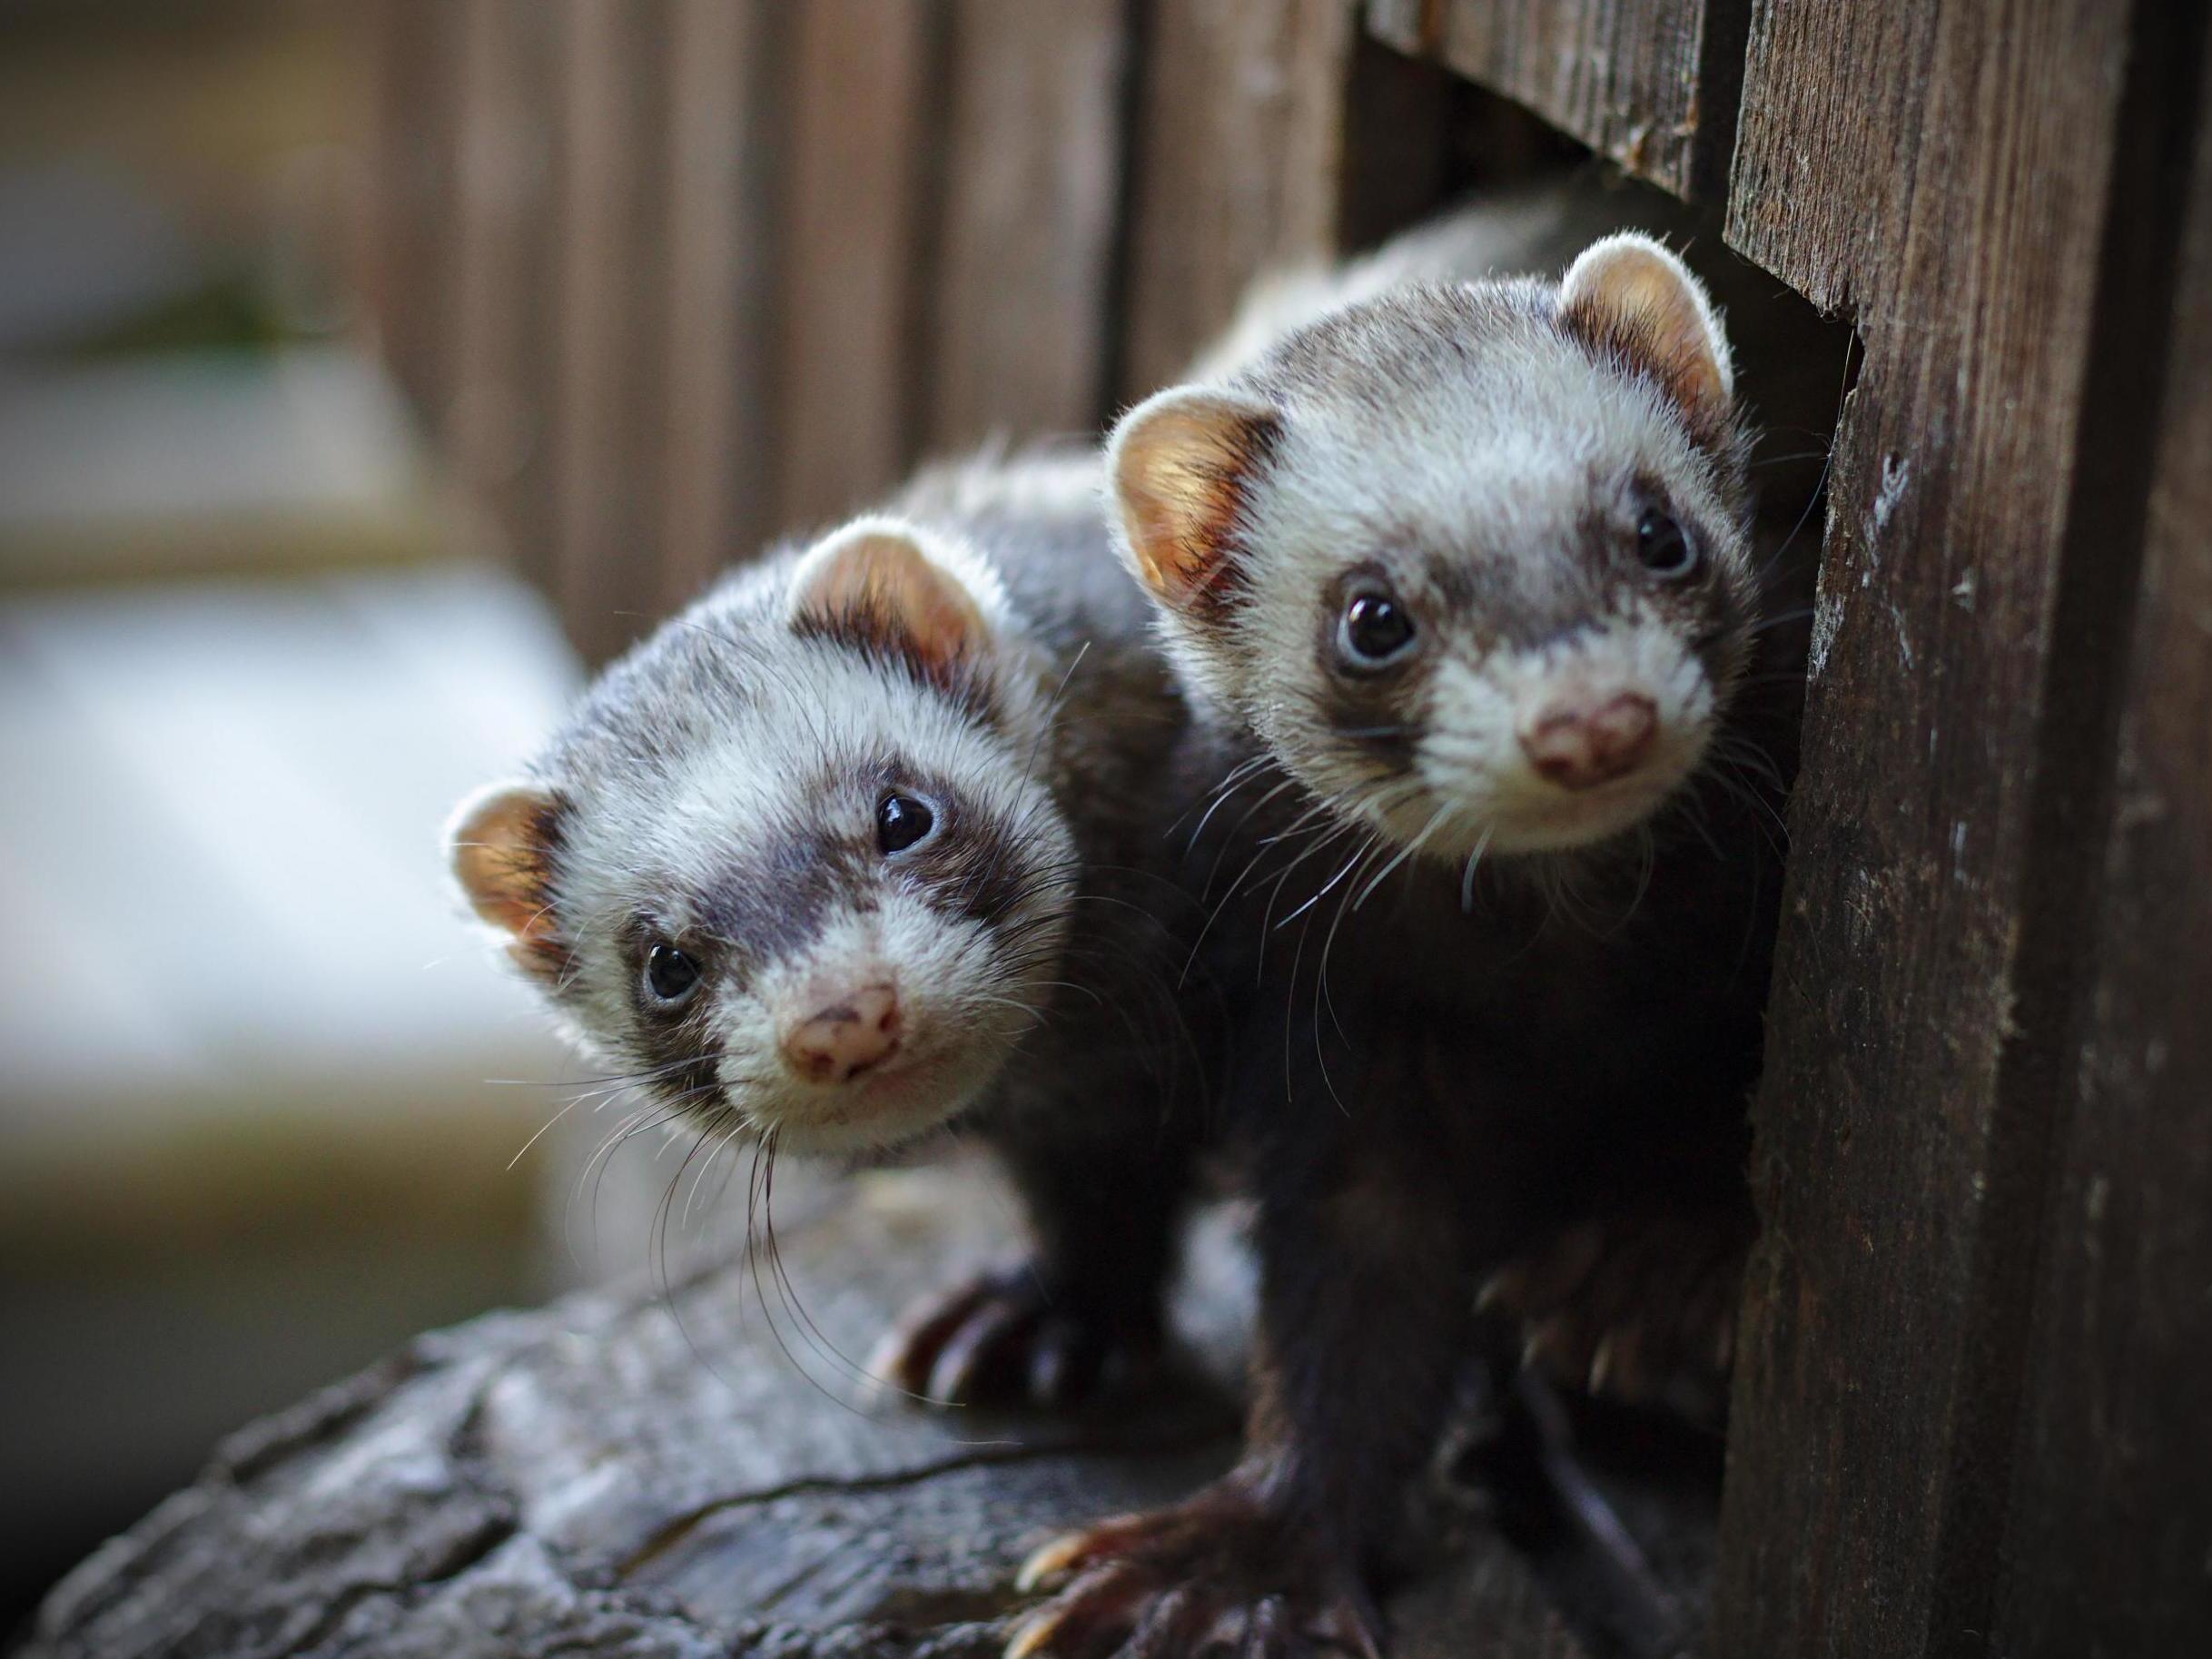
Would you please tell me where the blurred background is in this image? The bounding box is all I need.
[0,0,1516,1623]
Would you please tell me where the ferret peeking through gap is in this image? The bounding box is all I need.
[1010,204,1828,1659]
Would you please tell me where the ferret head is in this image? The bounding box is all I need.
[446,518,1075,1156]
[1109,233,1755,861]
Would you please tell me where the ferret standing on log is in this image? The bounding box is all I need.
[1011,222,1819,1656]
[448,449,1220,1408]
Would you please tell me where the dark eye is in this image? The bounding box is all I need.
[1635,509,1700,578]
[645,942,701,1004]
[876,792,936,854]
[1338,589,1417,667]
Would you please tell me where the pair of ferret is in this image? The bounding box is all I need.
[450,182,1807,1658]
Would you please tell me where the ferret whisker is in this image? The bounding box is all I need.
[1308,831,1390,1116]
[1352,798,1454,911]
[1458,824,1495,913]
[1200,775,1302,894]
[1176,751,1275,845]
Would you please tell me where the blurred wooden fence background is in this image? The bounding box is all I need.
[360,2,2212,1654]
[364,0,1479,664]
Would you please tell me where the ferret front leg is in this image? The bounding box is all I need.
[1480,1196,1754,1415]
[873,1108,1196,1410]
[1010,1121,1475,1657]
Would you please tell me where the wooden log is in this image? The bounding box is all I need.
[1711,2,2212,1654]
[1366,0,1749,201]
[19,1172,1592,1659]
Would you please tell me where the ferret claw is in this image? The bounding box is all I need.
[1007,1488,1384,1659]
[1486,1207,1752,1410]
[874,1265,1151,1410]
[1018,1527,1102,1594]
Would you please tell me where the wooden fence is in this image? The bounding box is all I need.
[365,1,2212,1652]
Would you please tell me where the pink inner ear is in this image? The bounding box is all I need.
[790,529,991,679]
[1113,397,1278,615]
[450,787,559,939]
[1560,244,1731,443]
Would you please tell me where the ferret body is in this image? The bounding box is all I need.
[449,448,1219,1406]
[1012,190,1831,1657]
[440,194,1588,1413]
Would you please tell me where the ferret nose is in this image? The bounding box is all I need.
[781,983,903,1084]
[1519,692,1658,790]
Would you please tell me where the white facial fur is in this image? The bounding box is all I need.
[457,521,1078,1157]
[1112,264,1756,866]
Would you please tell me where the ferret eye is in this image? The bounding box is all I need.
[1339,589,1417,667]
[876,792,936,854]
[645,943,702,1004]
[1635,509,1700,578]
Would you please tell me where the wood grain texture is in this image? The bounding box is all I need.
[1116,0,1361,399]
[19,1175,1589,1659]
[773,0,941,533]
[1366,0,1749,201]
[449,0,562,590]
[548,0,676,665]
[1990,20,2212,1648]
[366,0,468,430]
[656,0,785,614]
[1713,2,2210,1654]
[923,0,1129,455]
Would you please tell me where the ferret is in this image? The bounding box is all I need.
[1010,216,1829,1657]
[448,449,1218,1407]
[442,193,1599,1417]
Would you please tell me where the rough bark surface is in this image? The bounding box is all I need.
[21,1170,1596,1659]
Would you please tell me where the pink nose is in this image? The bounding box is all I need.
[1519,692,1659,790]
[780,983,903,1084]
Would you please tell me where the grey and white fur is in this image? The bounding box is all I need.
[449,448,1220,1407]
[1008,179,1833,1659]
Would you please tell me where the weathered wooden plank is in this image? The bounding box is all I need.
[366,0,469,429]
[655,0,785,613]
[1990,21,2212,1649]
[921,0,1128,455]
[449,0,562,592]
[1115,0,1362,399]
[1713,2,2210,1655]
[773,0,941,533]
[1366,0,1749,201]
[548,0,676,664]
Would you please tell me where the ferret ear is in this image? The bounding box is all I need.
[1557,234,1733,443]
[447,781,568,980]
[786,518,997,686]
[1108,386,1281,617]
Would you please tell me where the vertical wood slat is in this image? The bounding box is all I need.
[366,0,469,433]
[771,0,943,534]
[656,0,784,614]
[1115,0,1364,400]
[449,0,561,591]
[1712,2,2211,1654]
[550,0,676,664]
[923,0,1129,453]
[1366,0,1749,202]
[1990,19,2212,1649]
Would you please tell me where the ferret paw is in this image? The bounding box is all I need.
[870,1264,1159,1409]
[1008,1481,1384,1658]
[1480,1206,1752,1407]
